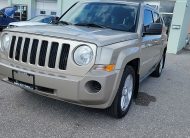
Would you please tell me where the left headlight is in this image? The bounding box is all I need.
[1,33,11,52]
[73,45,94,66]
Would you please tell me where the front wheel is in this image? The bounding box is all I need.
[108,66,135,118]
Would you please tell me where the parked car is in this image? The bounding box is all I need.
[0,7,18,30]
[0,1,167,118]
[8,15,59,28]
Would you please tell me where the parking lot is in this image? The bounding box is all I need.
[0,50,190,138]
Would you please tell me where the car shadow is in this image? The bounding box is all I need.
[18,87,156,121]
[135,92,156,106]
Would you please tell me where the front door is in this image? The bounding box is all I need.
[140,9,159,78]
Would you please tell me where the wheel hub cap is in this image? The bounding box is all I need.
[121,74,133,111]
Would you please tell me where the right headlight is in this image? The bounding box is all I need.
[1,33,11,52]
[73,45,94,66]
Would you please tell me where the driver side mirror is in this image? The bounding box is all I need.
[143,23,163,36]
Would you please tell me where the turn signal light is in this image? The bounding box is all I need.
[94,64,116,72]
[104,64,116,72]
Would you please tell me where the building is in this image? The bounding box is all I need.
[0,0,79,19]
[0,0,190,54]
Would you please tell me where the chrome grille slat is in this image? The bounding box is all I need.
[45,42,52,67]
[35,40,42,66]
[9,36,70,71]
[55,43,62,69]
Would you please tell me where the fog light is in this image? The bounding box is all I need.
[85,81,102,93]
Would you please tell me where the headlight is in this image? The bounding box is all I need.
[74,45,94,66]
[1,33,11,52]
[7,25,16,29]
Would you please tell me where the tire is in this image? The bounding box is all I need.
[151,53,165,78]
[108,66,135,118]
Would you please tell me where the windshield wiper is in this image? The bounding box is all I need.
[58,21,72,25]
[74,23,107,28]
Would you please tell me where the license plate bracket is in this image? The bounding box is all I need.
[12,70,36,90]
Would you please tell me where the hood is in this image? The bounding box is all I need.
[0,7,17,17]
[9,21,47,27]
[5,25,138,47]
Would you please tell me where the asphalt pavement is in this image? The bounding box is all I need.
[0,50,190,138]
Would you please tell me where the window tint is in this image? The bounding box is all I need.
[144,9,153,26]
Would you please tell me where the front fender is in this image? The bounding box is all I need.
[115,46,140,70]
[95,39,140,68]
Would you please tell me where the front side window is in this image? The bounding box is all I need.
[144,9,153,26]
[59,2,139,32]
[144,9,154,32]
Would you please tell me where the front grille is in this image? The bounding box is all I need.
[9,36,70,70]
[9,36,16,58]
[15,37,23,60]
[22,38,30,62]
[39,41,48,66]
[30,39,39,65]
[48,42,59,68]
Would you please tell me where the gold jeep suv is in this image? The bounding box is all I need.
[0,1,167,118]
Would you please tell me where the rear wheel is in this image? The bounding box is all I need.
[108,66,135,118]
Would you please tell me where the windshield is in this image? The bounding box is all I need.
[29,16,52,23]
[59,2,139,32]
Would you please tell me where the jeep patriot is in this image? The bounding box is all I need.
[0,1,167,118]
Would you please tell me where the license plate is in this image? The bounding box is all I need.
[12,70,35,90]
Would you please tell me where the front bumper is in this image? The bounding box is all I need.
[0,62,121,109]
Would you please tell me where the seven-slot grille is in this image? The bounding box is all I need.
[9,36,70,70]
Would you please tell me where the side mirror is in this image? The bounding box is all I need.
[144,23,163,35]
